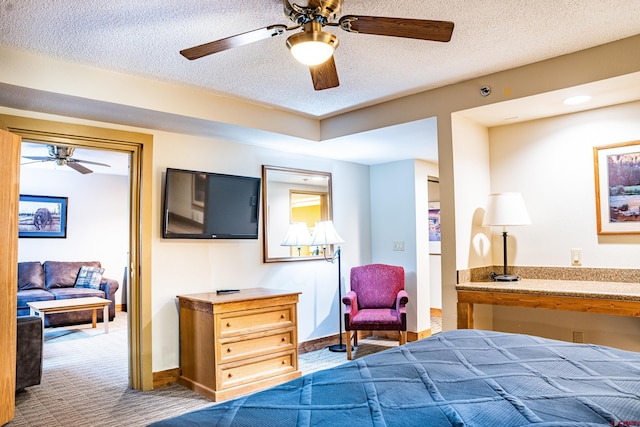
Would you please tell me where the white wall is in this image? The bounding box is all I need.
[18,166,129,305]
[489,101,640,268]
[488,100,640,350]
[414,160,436,330]
[450,113,494,330]
[150,131,371,372]
[369,159,436,333]
[3,106,371,374]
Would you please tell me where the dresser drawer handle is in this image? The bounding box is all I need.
[226,322,231,327]
[227,348,232,353]
[280,314,285,319]
[228,373,233,378]
[281,337,286,342]
[282,360,286,365]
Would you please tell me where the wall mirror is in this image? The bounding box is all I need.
[262,165,333,262]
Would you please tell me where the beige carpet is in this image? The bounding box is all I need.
[9,313,442,426]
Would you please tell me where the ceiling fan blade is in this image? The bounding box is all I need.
[310,56,339,91]
[21,156,52,162]
[66,162,93,174]
[181,25,288,60]
[339,15,454,42]
[71,158,111,167]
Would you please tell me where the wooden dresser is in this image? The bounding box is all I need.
[177,288,301,401]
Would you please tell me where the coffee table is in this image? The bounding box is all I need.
[28,297,112,334]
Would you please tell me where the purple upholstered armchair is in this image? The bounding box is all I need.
[342,264,409,360]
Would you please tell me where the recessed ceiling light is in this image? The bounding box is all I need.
[563,95,592,105]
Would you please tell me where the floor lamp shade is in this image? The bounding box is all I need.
[483,193,531,282]
[309,220,344,246]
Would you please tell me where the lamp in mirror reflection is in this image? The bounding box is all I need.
[281,222,312,256]
[309,220,347,352]
[483,192,531,282]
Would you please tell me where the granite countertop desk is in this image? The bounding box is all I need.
[456,279,640,329]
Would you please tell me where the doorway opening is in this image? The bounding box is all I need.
[4,113,153,390]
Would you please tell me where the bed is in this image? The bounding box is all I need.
[150,329,640,426]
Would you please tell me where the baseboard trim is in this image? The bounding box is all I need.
[298,334,342,354]
[153,329,431,389]
[153,368,180,389]
[407,329,432,341]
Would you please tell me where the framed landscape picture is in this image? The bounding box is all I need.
[594,140,640,235]
[18,195,68,238]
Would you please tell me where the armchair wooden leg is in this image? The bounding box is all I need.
[345,330,353,360]
[399,330,407,346]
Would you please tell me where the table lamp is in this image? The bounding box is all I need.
[482,192,531,282]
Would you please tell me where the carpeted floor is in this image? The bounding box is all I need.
[9,312,442,426]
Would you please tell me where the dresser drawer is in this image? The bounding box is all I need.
[219,329,295,363]
[218,351,297,390]
[217,305,294,337]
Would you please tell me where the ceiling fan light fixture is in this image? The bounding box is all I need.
[287,22,338,66]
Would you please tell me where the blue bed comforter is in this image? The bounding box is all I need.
[150,329,640,426]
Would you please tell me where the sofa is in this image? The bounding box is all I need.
[17,261,119,327]
[16,316,43,390]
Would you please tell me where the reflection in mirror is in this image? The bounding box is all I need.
[263,165,332,262]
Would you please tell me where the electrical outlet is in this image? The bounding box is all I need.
[393,241,405,251]
[571,248,582,266]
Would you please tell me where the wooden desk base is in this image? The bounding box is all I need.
[457,285,640,329]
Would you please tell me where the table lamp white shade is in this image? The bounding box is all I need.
[310,220,344,246]
[281,222,312,247]
[482,192,531,229]
[482,192,531,282]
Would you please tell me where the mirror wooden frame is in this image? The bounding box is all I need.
[262,165,333,263]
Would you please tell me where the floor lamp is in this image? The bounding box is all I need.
[309,220,346,352]
[483,193,531,282]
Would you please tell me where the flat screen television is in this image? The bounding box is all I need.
[162,168,260,239]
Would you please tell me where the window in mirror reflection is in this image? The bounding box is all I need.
[262,166,333,262]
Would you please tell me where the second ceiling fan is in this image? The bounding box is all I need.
[180,0,454,91]
[21,145,111,174]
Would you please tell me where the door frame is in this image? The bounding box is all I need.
[2,114,154,390]
[0,128,21,424]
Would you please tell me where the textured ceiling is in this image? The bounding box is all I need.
[2,0,640,119]
[2,1,640,168]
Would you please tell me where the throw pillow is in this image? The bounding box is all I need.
[74,266,105,290]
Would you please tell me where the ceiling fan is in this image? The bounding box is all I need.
[180,0,454,91]
[21,145,111,174]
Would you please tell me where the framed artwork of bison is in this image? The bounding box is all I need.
[18,195,68,238]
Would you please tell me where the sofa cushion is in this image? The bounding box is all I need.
[18,262,45,290]
[17,289,55,310]
[43,261,101,289]
[74,266,105,290]
[49,287,105,299]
